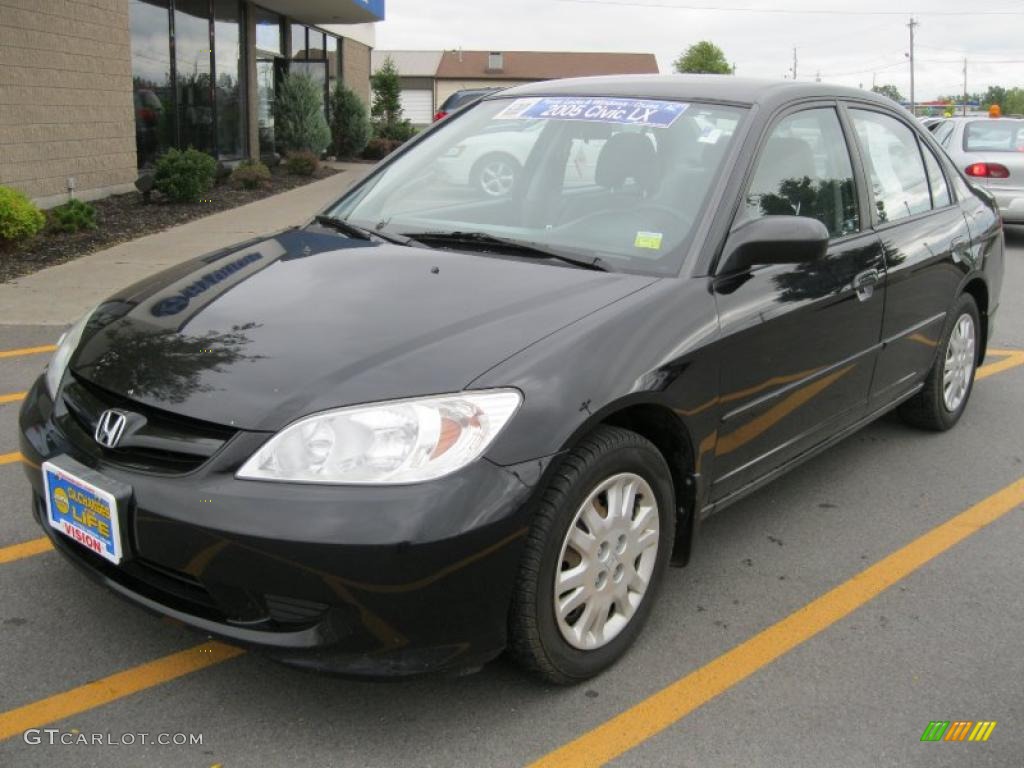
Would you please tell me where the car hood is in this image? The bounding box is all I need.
[70,229,656,431]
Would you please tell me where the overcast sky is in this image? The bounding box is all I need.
[375,0,1024,102]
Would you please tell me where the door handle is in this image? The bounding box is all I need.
[854,269,880,302]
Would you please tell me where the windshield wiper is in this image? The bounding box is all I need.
[314,215,422,247]
[403,231,612,272]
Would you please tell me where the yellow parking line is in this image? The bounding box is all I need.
[0,392,26,405]
[0,537,52,564]
[0,452,23,466]
[977,349,1024,381]
[0,641,245,741]
[0,344,56,360]
[528,475,1024,768]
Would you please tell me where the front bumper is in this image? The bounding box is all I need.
[19,378,550,677]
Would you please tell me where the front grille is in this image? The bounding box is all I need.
[60,374,237,474]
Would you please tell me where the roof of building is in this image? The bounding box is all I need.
[371,50,444,77]
[434,50,659,80]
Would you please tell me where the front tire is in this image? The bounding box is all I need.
[508,426,675,684]
[471,153,519,197]
[899,293,980,431]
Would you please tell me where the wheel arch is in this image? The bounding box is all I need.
[959,274,990,364]
[551,398,700,567]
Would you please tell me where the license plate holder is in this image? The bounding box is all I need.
[42,457,132,565]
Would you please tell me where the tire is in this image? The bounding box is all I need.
[508,426,675,684]
[471,153,520,197]
[899,293,980,431]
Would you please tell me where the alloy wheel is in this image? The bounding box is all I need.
[553,472,660,651]
[478,159,516,196]
[942,312,976,412]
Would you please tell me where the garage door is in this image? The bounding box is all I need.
[401,89,434,124]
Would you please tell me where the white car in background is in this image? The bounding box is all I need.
[931,116,1024,223]
[435,119,602,196]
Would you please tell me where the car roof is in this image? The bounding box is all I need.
[491,74,899,110]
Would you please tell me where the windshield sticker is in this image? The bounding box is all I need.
[634,231,664,250]
[495,97,688,128]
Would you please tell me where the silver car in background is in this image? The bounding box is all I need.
[932,116,1024,223]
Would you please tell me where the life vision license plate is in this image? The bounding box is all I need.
[43,461,123,564]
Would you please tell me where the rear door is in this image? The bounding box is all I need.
[845,106,972,405]
[710,103,886,502]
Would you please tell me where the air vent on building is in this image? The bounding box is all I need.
[488,51,504,72]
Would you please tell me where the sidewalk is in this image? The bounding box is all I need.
[0,163,372,326]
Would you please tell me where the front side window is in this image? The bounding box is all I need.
[851,109,931,224]
[739,107,859,238]
[331,98,748,276]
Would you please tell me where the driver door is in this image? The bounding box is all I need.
[709,104,886,503]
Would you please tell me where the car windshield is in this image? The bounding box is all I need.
[329,96,747,276]
[963,119,1024,152]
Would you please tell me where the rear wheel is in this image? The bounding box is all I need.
[899,294,980,431]
[508,426,675,684]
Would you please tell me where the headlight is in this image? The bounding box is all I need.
[45,308,95,398]
[236,389,522,485]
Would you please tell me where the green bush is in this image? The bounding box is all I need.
[330,85,370,159]
[154,148,217,203]
[0,186,46,242]
[362,138,404,161]
[284,150,320,177]
[229,160,273,190]
[274,72,331,155]
[50,198,98,233]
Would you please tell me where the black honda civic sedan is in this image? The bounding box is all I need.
[20,76,1003,683]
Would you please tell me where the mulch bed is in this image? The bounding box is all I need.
[0,165,341,283]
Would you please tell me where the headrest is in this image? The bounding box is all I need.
[595,132,659,192]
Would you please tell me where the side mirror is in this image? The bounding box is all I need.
[719,215,829,274]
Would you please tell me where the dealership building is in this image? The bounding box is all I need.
[0,0,385,207]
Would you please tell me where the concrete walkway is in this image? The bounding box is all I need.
[0,163,371,327]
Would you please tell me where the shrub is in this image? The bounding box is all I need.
[50,198,98,233]
[362,138,403,161]
[371,56,406,141]
[229,160,273,190]
[0,186,46,242]
[274,72,331,155]
[284,150,319,176]
[330,86,370,159]
[153,148,217,203]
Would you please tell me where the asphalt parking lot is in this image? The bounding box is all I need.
[1,228,1022,768]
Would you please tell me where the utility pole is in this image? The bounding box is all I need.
[962,57,968,116]
[791,47,798,80]
[907,17,918,116]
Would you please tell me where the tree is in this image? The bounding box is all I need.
[871,84,903,103]
[673,41,734,75]
[330,85,370,159]
[273,72,331,155]
[370,56,414,140]
[982,85,1007,109]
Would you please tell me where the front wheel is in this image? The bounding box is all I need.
[899,293,980,431]
[471,153,519,197]
[508,426,675,684]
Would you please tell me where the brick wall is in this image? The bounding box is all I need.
[0,0,136,207]
[342,37,371,106]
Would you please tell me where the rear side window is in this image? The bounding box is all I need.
[932,120,955,147]
[850,110,931,223]
[740,107,859,238]
[921,145,951,207]
[964,120,1024,152]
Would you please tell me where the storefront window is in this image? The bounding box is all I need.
[255,7,284,158]
[129,0,174,168]
[291,24,307,61]
[174,0,214,155]
[326,35,339,94]
[213,0,243,159]
[254,7,282,55]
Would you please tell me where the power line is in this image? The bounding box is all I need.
[556,0,1024,15]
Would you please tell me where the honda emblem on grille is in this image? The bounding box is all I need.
[94,409,128,449]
